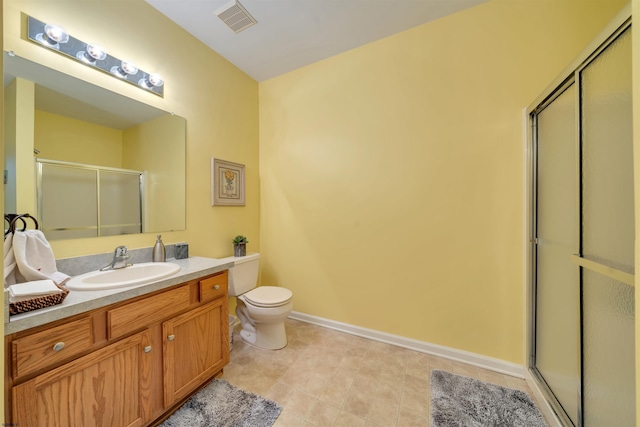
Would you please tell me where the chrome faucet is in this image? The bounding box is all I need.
[101,246,132,271]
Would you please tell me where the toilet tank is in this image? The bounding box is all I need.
[227,253,260,296]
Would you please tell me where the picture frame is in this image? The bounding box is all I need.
[211,158,245,206]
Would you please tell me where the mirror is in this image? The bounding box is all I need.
[3,52,186,239]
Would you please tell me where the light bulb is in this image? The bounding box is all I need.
[111,60,138,78]
[44,24,69,43]
[76,44,107,64]
[139,73,164,89]
[148,73,164,87]
[35,24,69,48]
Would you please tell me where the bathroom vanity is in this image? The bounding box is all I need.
[3,256,232,426]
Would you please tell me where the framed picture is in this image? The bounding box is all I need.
[211,158,245,206]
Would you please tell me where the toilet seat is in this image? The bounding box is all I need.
[243,286,292,308]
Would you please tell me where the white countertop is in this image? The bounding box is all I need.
[4,256,233,335]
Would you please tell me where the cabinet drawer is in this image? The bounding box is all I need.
[199,271,228,303]
[108,285,191,340]
[13,317,94,379]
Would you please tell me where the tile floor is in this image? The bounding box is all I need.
[220,318,545,427]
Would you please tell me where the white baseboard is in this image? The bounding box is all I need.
[288,311,525,378]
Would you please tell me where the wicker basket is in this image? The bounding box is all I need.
[9,285,69,315]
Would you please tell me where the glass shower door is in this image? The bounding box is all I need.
[39,162,98,240]
[531,21,634,426]
[534,82,580,425]
[99,170,142,236]
[37,159,143,240]
[579,26,634,426]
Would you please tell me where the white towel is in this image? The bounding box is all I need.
[8,279,62,303]
[4,233,26,286]
[4,233,17,285]
[9,279,61,297]
[11,230,70,285]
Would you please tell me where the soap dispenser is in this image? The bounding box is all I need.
[152,235,166,262]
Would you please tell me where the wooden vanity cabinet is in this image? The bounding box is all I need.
[5,270,229,427]
[12,317,94,379]
[163,298,229,407]
[13,330,153,427]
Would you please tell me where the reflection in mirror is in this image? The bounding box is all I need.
[3,52,186,240]
[37,159,143,239]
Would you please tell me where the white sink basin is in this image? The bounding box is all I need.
[66,262,181,291]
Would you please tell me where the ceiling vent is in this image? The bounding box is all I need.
[216,0,257,34]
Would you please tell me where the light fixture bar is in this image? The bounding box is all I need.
[27,16,164,97]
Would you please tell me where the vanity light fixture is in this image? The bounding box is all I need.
[27,16,164,97]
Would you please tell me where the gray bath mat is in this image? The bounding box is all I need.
[160,379,282,427]
[430,370,547,427]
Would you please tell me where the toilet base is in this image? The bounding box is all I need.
[239,322,288,350]
[235,296,292,350]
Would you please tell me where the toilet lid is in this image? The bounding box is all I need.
[243,286,292,308]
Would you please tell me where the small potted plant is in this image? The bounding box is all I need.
[232,235,248,257]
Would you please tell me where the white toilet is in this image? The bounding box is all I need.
[225,253,293,350]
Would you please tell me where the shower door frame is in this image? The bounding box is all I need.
[528,76,579,427]
[523,6,632,427]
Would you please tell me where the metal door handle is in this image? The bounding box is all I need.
[167,334,175,341]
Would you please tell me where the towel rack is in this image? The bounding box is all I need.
[4,213,39,238]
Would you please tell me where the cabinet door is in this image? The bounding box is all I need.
[13,330,152,427]
[163,299,229,407]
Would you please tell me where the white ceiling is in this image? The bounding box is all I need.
[145,0,488,82]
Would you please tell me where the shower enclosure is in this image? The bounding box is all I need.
[527,10,634,426]
[37,159,143,240]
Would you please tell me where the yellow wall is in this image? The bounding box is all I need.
[4,78,35,215]
[35,110,123,168]
[3,79,17,214]
[123,115,186,232]
[259,0,628,363]
[3,0,260,260]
